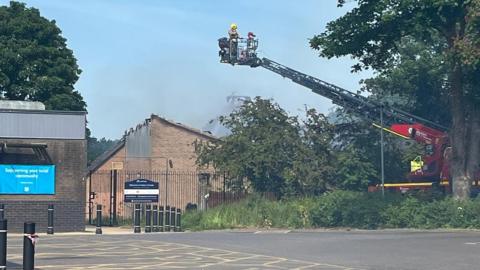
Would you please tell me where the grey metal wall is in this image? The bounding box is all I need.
[0,110,86,140]
[125,123,151,158]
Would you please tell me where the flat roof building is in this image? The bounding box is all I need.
[0,101,87,232]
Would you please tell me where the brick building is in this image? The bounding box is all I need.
[0,102,86,232]
[86,114,222,223]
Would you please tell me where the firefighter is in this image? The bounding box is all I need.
[247,31,257,56]
[410,156,424,173]
[229,23,239,39]
[228,23,239,60]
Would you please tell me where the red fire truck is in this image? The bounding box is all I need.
[218,35,480,193]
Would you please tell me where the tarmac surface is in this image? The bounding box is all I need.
[5,227,480,269]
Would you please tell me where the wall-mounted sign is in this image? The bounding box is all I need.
[0,164,55,194]
[124,179,159,203]
[111,162,123,170]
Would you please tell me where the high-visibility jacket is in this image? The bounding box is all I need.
[410,156,424,172]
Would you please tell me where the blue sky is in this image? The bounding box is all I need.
[3,1,370,139]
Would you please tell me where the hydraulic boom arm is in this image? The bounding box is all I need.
[258,58,447,132]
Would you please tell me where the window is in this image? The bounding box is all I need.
[0,143,53,165]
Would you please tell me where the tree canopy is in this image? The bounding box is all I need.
[0,1,85,111]
[196,97,332,197]
[311,0,480,199]
[195,97,376,197]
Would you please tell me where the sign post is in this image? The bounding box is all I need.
[124,179,159,203]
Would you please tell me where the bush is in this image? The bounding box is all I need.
[182,191,480,231]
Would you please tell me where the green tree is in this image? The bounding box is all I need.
[362,37,450,125]
[311,0,480,200]
[87,136,119,166]
[284,109,335,196]
[332,112,421,185]
[0,1,85,111]
[196,97,334,198]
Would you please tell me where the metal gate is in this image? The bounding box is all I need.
[87,170,246,225]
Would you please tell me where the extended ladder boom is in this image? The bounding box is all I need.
[258,58,447,131]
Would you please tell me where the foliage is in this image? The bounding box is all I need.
[195,97,335,198]
[182,194,317,231]
[361,37,450,125]
[87,136,119,165]
[332,113,423,184]
[333,145,376,190]
[310,0,480,199]
[0,1,85,111]
[183,191,480,231]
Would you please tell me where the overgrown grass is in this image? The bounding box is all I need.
[182,191,480,231]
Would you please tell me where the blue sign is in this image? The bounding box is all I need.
[0,165,55,194]
[124,179,159,203]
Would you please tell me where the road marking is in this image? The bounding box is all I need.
[465,242,480,245]
[6,237,363,269]
[254,230,291,234]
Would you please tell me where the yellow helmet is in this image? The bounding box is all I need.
[230,23,237,30]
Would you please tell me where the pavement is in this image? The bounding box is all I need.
[4,227,480,269]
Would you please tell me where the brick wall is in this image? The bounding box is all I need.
[150,117,214,171]
[88,115,219,222]
[96,146,126,171]
[1,201,84,232]
[0,138,86,232]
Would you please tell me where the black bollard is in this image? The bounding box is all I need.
[47,204,54,235]
[152,205,158,232]
[23,222,36,270]
[159,206,164,232]
[176,208,181,232]
[0,204,4,220]
[165,205,170,232]
[0,219,6,269]
[134,204,141,233]
[145,205,152,233]
[96,205,102,235]
[171,207,176,232]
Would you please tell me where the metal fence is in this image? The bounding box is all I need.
[87,170,246,226]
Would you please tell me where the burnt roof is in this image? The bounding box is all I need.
[150,114,219,141]
[87,115,218,174]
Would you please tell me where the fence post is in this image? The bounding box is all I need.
[165,205,170,232]
[23,222,36,270]
[171,207,176,232]
[0,204,4,220]
[47,204,54,235]
[96,205,102,235]
[198,173,210,211]
[176,208,181,232]
[145,205,151,233]
[0,219,6,269]
[134,204,141,233]
[111,169,118,226]
[159,206,164,232]
[152,205,158,232]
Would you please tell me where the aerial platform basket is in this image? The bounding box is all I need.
[218,37,262,67]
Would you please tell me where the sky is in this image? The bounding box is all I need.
[2,0,371,139]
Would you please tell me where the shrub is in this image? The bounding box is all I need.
[182,191,480,231]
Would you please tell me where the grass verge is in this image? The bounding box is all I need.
[183,191,480,231]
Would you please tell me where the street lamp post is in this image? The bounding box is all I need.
[380,106,385,197]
